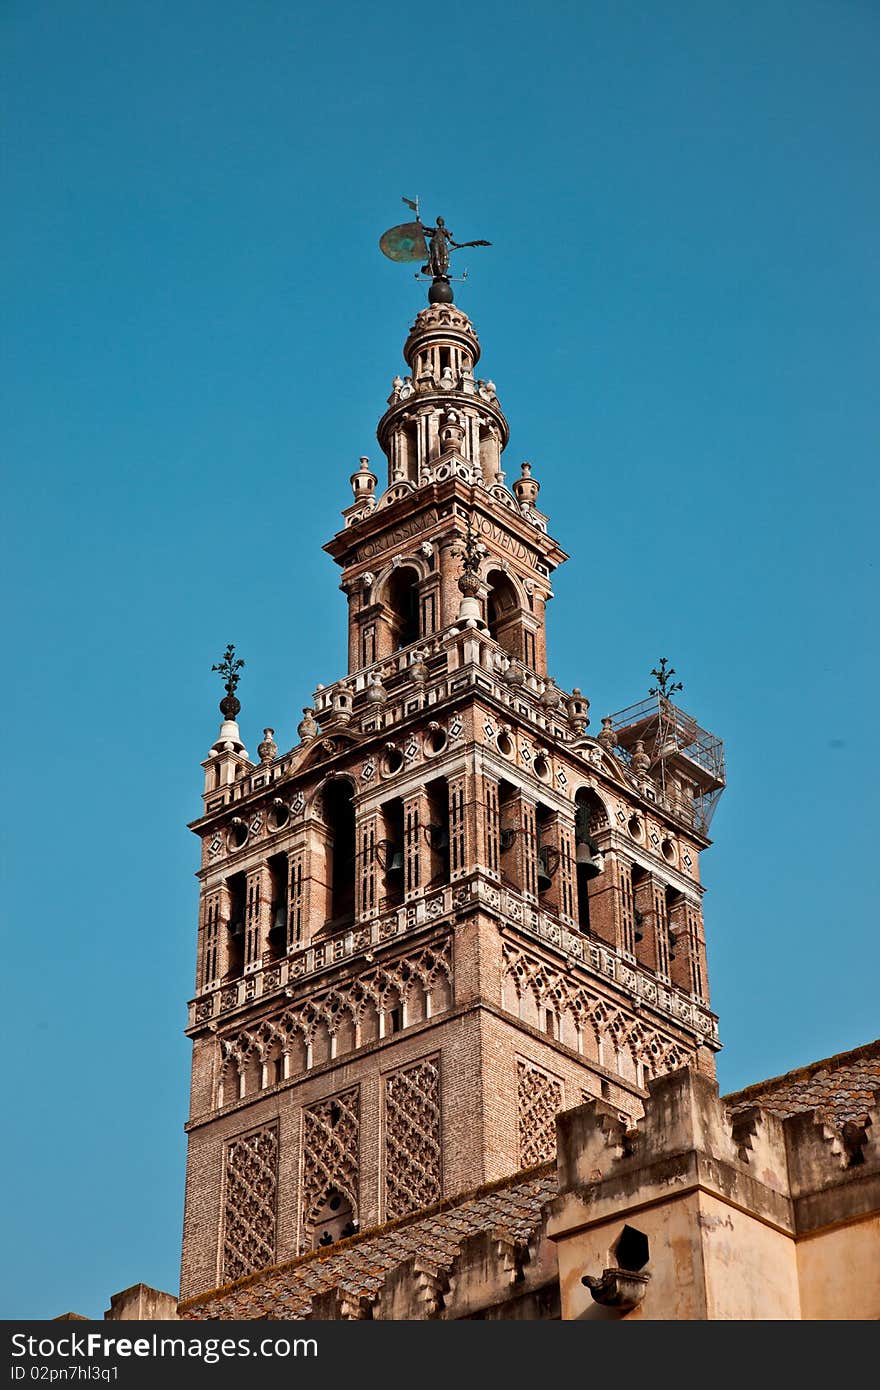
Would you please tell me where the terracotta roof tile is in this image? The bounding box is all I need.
[179,1166,557,1321]
[724,1039,880,1127]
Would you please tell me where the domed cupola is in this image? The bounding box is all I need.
[377,302,510,491]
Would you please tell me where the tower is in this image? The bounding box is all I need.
[180,278,725,1303]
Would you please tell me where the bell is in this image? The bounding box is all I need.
[430,826,449,852]
[536,854,553,894]
[387,849,405,874]
[269,906,286,936]
[575,840,603,878]
[228,920,244,939]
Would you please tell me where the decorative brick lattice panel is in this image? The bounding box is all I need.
[217,939,452,1107]
[222,1125,278,1283]
[385,1056,442,1220]
[301,1087,360,1254]
[517,1059,563,1167]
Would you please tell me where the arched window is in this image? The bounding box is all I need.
[322,781,356,929]
[486,570,522,661]
[386,566,421,649]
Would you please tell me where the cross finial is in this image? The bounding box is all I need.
[649,657,683,700]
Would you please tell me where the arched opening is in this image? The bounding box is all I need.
[424,777,451,887]
[631,864,650,965]
[267,852,288,961]
[309,1187,358,1250]
[379,797,405,909]
[322,780,356,930]
[498,779,520,889]
[536,802,558,901]
[386,566,421,649]
[574,789,608,934]
[486,570,522,661]
[224,871,246,979]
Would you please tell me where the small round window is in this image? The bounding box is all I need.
[426,727,447,755]
[227,818,248,850]
[627,814,643,841]
[382,747,404,775]
[268,800,290,832]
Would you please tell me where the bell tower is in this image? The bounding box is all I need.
[179,271,725,1304]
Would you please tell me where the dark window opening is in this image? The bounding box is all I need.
[486,570,521,661]
[323,780,356,930]
[225,871,246,979]
[613,1224,650,1272]
[536,803,557,895]
[631,866,649,955]
[498,780,519,887]
[425,777,451,886]
[387,567,421,649]
[575,789,606,933]
[380,797,405,909]
[267,851,288,960]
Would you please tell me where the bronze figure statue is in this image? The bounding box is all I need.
[420,216,491,280]
[379,200,491,303]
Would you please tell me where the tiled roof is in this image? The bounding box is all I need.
[179,1165,557,1321]
[723,1039,880,1127]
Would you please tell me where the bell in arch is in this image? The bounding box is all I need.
[575,836,604,879]
[425,823,449,852]
[387,847,405,875]
[536,845,558,895]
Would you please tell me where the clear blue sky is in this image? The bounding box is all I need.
[3,0,877,1319]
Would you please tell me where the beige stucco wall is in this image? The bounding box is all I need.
[697,1191,800,1320]
[556,1189,806,1321]
[555,1194,708,1321]
[796,1215,880,1321]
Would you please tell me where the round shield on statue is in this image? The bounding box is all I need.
[379,221,428,263]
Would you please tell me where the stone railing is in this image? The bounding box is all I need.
[310,628,585,742]
[458,874,718,1044]
[188,884,457,1030]
[188,871,717,1046]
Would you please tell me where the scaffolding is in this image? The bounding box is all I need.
[607,694,726,836]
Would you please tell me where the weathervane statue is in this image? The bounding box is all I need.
[379,196,491,304]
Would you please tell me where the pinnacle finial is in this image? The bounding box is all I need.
[649,657,683,700]
[454,518,485,597]
[212,643,245,719]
